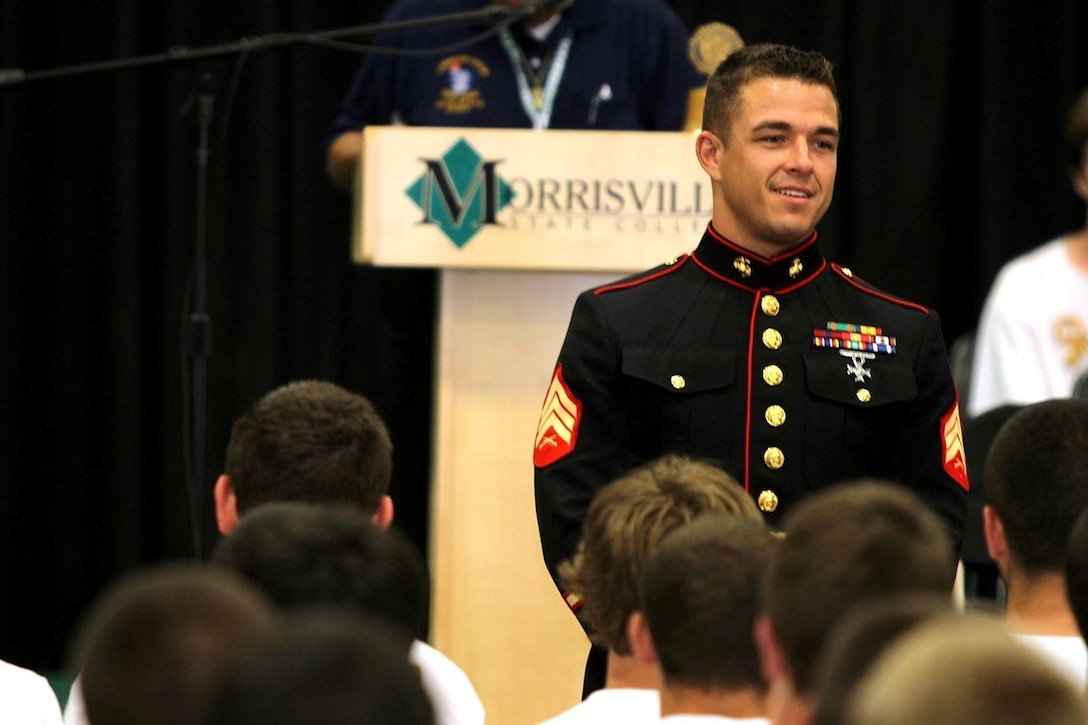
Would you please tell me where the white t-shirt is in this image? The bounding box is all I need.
[969,237,1088,416]
[0,659,63,725]
[536,688,660,724]
[410,640,486,725]
[65,642,487,725]
[1013,633,1088,692]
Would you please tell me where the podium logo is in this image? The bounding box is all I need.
[405,138,515,248]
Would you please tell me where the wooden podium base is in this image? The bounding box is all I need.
[430,268,615,725]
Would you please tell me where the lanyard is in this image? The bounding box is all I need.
[498,27,573,130]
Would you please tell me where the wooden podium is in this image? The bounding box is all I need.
[356,126,709,725]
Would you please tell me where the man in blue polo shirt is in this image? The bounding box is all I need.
[323,0,701,186]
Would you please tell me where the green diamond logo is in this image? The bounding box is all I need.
[406,138,515,248]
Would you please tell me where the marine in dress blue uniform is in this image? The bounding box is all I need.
[533,44,968,611]
[534,224,969,593]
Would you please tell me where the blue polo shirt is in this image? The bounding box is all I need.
[322,0,702,150]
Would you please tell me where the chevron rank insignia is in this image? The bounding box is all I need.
[941,400,969,491]
[534,364,582,467]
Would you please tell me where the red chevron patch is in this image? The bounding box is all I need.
[941,400,969,492]
[534,364,582,468]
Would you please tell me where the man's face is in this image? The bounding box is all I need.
[712,77,839,253]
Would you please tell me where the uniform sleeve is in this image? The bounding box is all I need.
[533,291,636,596]
[887,309,969,557]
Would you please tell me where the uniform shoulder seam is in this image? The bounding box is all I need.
[831,263,930,314]
[593,255,690,295]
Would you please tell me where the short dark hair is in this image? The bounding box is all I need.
[1064,87,1088,171]
[846,614,1087,725]
[224,380,393,515]
[765,480,955,692]
[702,43,839,138]
[811,593,955,725]
[559,454,763,654]
[640,514,776,691]
[69,564,278,725]
[1064,505,1088,644]
[211,501,430,641]
[204,610,434,725]
[985,398,1088,574]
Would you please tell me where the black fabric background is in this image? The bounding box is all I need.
[1,0,1086,671]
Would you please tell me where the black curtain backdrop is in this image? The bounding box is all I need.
[2,0,1086,673]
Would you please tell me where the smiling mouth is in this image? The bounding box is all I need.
[775,189,811,199]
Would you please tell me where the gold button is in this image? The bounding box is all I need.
[762,328,783,350]
[671,375,686,390]
[758,489,779,513]
[765,405,786,427]
[857,388,871,403]
[733,256,752,278]
[842,267,853,277]
[789,258,804,278]
[665,257,678,265]
[761,295,780,317]
[763,365,783,386]
[764,447,785,469]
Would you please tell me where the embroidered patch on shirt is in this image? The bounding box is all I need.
[534,364,582,468]
[813,322,896,354]
[435,54,489,115]
[941,401,970,491]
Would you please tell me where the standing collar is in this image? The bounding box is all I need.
[692,224,826,291]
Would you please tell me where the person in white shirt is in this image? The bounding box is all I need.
[68,380,484,725]
[537,454,764,724]
[66,564,278,725]
[969,87,1088,417]
[752,482,958,725]
[0,657,63,725]
[210,501,485,725]
[629,514,776,724]
[847,614,1087,725]
[982,399,1088,690]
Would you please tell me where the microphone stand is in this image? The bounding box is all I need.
[0,2,556,88]
[0,0,548,560]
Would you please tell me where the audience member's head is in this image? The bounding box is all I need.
[632,514,776,716]
[215,380,394,534]
[756,479,955,723]
[204,609,433,725]
[1063,85,1088,178]
[68,563,278,725]
[559,454,762,657]
[984,398,1088,583]
[810,593,956,725]
[846,613,1088,725]
[1065,505,1088,644]
[211,501,429,641]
